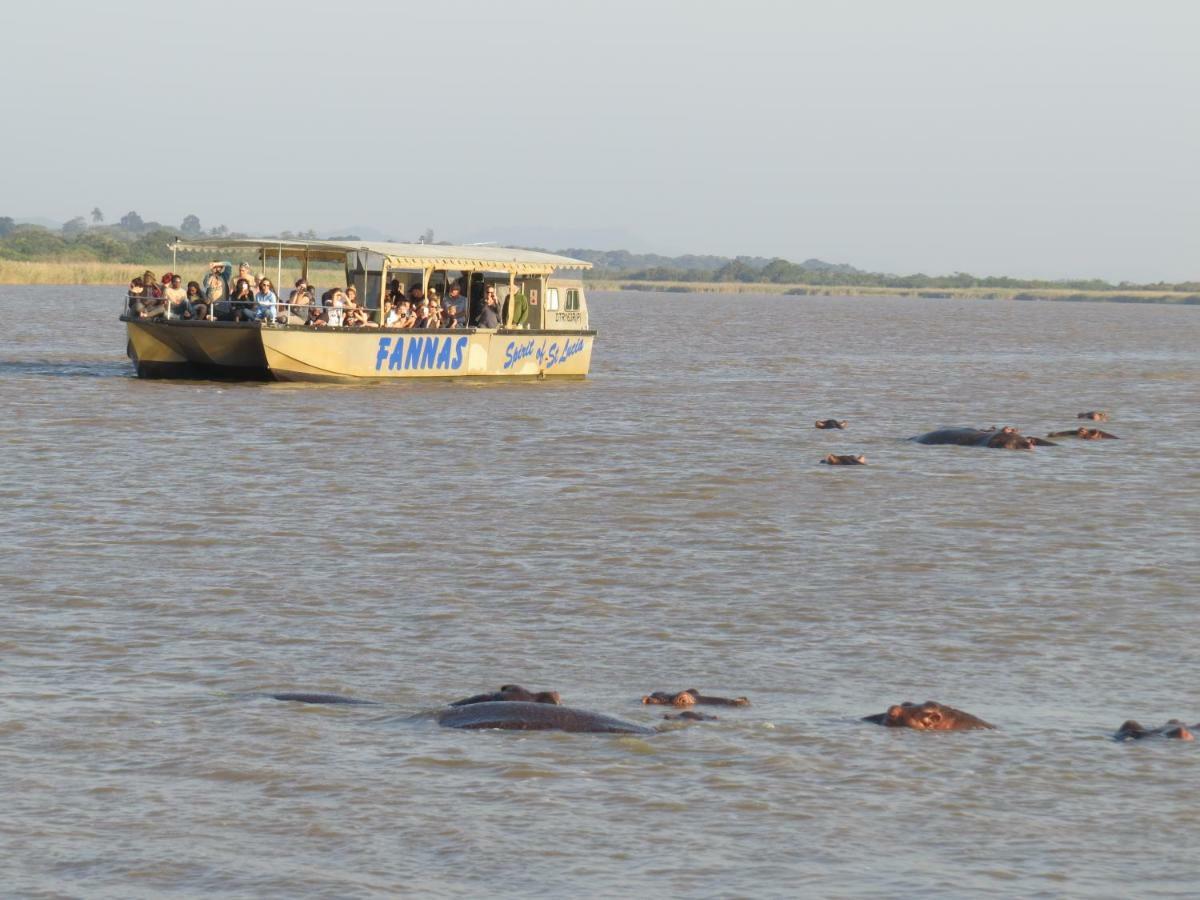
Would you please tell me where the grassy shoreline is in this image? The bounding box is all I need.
[3,260,1197,305]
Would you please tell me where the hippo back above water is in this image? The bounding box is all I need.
[436,701,655,734]
[912,427,1056,450]
[449,684,562,706]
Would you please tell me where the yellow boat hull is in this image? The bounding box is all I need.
[125,319,594,381]
[125,318,268,378]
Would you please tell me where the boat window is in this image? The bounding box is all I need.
[565,289,580,311]
[545,288,559,311]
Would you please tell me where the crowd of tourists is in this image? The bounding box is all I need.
[126,262,529,329]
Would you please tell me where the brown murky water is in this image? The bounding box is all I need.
[2,286,1199,897]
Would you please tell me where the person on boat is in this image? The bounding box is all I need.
[235,262,257,289]
[126,277,146,315]
[306,303,328,327]
[408,284,425,308]
[284,277,309,318]
[138,290,169,320]
[326,289,347,327]
[203,262,230,314]
[443,284,467,326]
[502,288,529,328]
[163,273,186,307]
[476,288,500,328]
[141,270,163,300]
[385,299,404,327]
[252,278,278,322]
[161,276,191,319]
[184,281,208,320]
[283,290,311,325]
[230,278,256,321]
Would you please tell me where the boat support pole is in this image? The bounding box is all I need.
[277,244,283,322]
[380,260,388,324]
[505,269,515,328]
[167,242,177,319]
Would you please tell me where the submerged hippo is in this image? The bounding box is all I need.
[815,419,848,430]
[820,453,867,465]
[663,710,720,722]
[264,688,713,736]
[1115,720,1196,741]
[1078,411,1110,421]
[863,700,995,731]
[642,689,750,707]
[268,692,379,705]
[912,426,1056,450]
[1047,427,1119,440]
[436,701,655,734]
[449,684,562,706]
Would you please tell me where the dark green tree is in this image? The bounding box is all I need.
[90,207,104,224]
[2,225,68,258]
[180,214,202,235]
[119,210,144,230]
[62,216,88,236]
[0,216,14,237]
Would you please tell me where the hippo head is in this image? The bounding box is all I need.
[499,685,562,705]
[872,700,993,731]
[1116,719,1195,741]
[983,428,1037,450]
[642,690,698,707]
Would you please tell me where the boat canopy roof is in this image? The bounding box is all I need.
[171,237,592,275]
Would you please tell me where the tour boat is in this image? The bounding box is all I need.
[122,238,595,381]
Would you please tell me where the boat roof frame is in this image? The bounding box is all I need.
[171,237,592,276]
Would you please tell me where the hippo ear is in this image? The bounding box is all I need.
[886,705,905,720]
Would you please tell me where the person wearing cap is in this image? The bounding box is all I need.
[203,262,231,315]
[442,283,467,327]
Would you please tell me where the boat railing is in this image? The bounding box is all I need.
[123,293,383,323]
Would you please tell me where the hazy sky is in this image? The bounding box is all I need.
[2,0,1196,280]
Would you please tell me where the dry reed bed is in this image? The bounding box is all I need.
[0,259,340,286]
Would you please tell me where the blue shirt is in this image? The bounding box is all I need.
[253,290,278,322]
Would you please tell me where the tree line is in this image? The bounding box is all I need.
[1,213,1195,293]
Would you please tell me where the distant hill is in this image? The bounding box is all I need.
[549,248,863,282]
